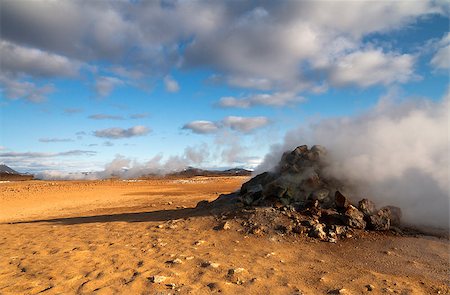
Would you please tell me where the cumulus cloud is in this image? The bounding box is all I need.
[88,114,124,120]
[218,92,305,108]
[129,113,150,119]
[0,0,443,99]
[182,120,219,134]
[94,125,151,139]
[256,92,449,228]
[95,76,124,97]
[183,116,270,134]
[0,40,81,78]
[328,49,416,87]
[430,33,450,70]
[0,150,97,158]
[164,75,180,92]
[222,116,269,133]
[0,74,54,102]
[39,138,74,143]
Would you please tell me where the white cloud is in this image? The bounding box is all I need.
[329,49,416,87]
[256,92,449,228]
[431,33,450,70]
[0,74,54,102]
[88,114,124,120]
[94,125,151,139]
[0,0,443,97]
[218,92,305,108]
[182,120,219,134]
[164,75,180,92]
[95,76,124,97]
[39,138,74,143]
[222,116,269,133]
[0,150,97,158]
[0,40,81,78]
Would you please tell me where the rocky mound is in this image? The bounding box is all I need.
[200,145,403,243]
[236,145,402,242]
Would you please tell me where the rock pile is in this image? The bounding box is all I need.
[239,145,401,242]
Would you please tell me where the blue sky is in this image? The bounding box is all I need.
[0,0,448,177]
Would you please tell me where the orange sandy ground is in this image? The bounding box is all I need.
[0,177,448,295]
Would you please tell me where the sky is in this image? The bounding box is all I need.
[0,0,448,178]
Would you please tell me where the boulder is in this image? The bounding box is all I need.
[358,199,376,217]
[382,206,402,226]
[335,191,350,210]
[344,205,366,229]
[367,208,391,231]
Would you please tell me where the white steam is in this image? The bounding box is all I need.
[257,92,449,228]
[36,144,210,180]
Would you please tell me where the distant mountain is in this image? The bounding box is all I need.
[0,164,19,174]
[0,164,34,181]
[169,167,252,177]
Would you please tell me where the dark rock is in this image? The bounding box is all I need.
[195,200,209,208]
[367,208,390,231]
[319,209,345,225]
[344,205,366,229]
[309,223,327,240]
[382,206,402,226]
[358,199,376,217]
[240,172,276,195]
[335,191,350,210]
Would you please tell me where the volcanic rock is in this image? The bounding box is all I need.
[344,205,366,229]
[367,208,391,231]
[358,199,376,217]
[236,144,402,242]
[335,191,350,210]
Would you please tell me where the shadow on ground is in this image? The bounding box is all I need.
[7,193,239,226]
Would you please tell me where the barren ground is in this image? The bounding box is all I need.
[0,177,448,295]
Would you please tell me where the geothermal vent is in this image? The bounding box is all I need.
[234,145,402,242]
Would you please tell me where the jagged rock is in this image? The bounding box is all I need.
[382,206,402,226]
[234,144,403,242]
[218,221,231,230]
[319,209,345,225]
[358,199,376,217]
[344,205,366,229]
[367,208,391,231]
[335,191,350,210]
[196,200,209,208]
[309,223,327,240]
[240,172,276,195]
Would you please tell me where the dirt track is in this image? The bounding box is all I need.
[0,177,448,294]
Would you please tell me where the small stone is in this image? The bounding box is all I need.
[309,223,327,240]
[292,225,306,234]
[228,268,245,275]
[150,275,167,283]
[219,221,231,230]
[194,240,205,246]
[207,282,219,291]
[166,283,176,289]
[167,201,173,205]
[185,256,194,260]
[166,258,183,265]
[156,224,164,228]
[366,284,375,291]
[201,261,220,268]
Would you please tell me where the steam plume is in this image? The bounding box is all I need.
[257,92,449,228]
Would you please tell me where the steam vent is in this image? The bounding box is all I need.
[238,145,402,242]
